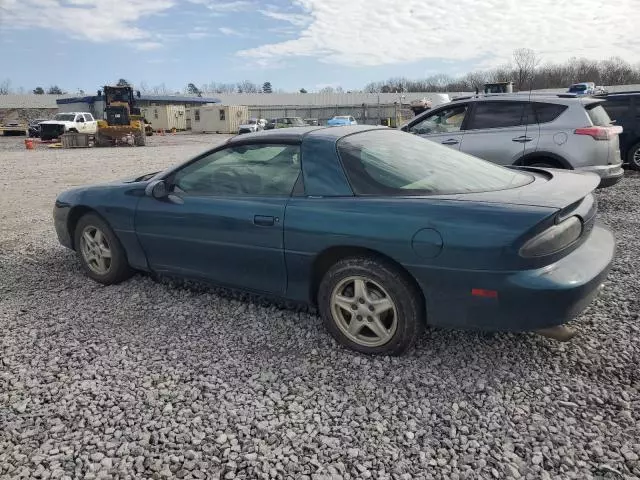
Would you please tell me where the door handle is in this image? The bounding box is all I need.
[512,136,533,143]
[254,215,275,226]
[441,139,459,145]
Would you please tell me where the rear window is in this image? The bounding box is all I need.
[586,104,613,126]
[533,103,568,124]
[337,129,533,196]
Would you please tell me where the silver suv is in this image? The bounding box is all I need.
[401,94,624,187]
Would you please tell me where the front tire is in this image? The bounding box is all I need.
[74,213,133,285]
[318,257,424,355]
[627,142,640,171]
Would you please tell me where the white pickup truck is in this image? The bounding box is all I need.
[39,112,98,141]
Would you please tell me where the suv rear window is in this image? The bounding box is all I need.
[467,102,526,129]
[533,103,568,124]
[602,97,632,122]
[337,129,533,196]
[586,104,613,126]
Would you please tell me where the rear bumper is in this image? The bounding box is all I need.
[413,223,615,332]
[575,164,624,188]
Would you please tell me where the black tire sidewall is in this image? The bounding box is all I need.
[318,257,423,356]
[628,143,640,170]
[73,213,131,285]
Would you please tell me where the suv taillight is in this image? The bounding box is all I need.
[574,125,623,140]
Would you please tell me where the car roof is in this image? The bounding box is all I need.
[226,125,386,144]
[449,93,601,105]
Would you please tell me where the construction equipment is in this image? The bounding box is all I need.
[95,85,146,146]
[483,82,514,94]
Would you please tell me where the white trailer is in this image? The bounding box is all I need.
[141,105,187,131]
[190,105,249,134]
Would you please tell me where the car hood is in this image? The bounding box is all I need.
[40,120,74,126]
[431,167,601,209]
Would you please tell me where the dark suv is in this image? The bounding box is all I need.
[401,94,624,187]
[596,91,640,170]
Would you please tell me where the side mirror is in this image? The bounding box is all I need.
[145,179,168,199]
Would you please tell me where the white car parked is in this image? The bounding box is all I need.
[39,112,98,141]
[238,118,267,135]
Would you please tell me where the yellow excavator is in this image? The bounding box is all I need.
[95,85,146,146]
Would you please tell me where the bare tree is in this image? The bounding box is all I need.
[236,80,259,93]
[138,81,151,94]
[151,83,169,95]
[319,86,335,94]
[0,78,10,94]
[513,48,540,90]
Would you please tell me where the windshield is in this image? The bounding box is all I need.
[569,85,587,92]
[289,118,306,126]
[337,129,533,196]
[53,114,76,121]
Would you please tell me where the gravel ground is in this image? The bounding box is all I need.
[1,136,639,480]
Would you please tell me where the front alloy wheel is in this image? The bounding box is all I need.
[74,213,133,285]
[79,226,112,275]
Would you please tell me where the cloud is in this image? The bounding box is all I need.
[238,0,640,68]
[1,0,174,42]
[219,27,243,36]
[186,0,252,12]
[259,9,310,27]
[137,42,163,51]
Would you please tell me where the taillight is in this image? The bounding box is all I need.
[519,216,583,258]
[574,125,623,140]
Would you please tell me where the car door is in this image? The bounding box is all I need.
[74,114,86,132]
[459,101,537,165]
[135,143,301,295]
[404,104,469,150]
[84,114,97,134]
[601,96,635,157]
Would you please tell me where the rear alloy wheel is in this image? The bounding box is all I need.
[628,142,640,171]
[318,257,423,355]
[74,213,133,285]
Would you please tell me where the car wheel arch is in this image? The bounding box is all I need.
[67,206,107,250]
[309,246,424,308]
[514,152,572,169]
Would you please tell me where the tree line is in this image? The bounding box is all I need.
[364,50,640,93]
[2,51,640,97]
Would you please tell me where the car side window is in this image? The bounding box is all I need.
[409,105,468,135]
[84,114,94,122]
[467,102,527,130]
[533,102,568,124]
[171,144,301,197]
[75,114,85,122]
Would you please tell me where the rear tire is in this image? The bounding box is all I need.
[528,159,563,169]
[74,213,133,285]
[627,142,640,171]
[318,257,424,356]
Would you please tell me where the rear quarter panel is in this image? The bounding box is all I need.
[283,197,555,303]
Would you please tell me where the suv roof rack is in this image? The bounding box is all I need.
[450,92,580,102]
[595,90,640,96]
